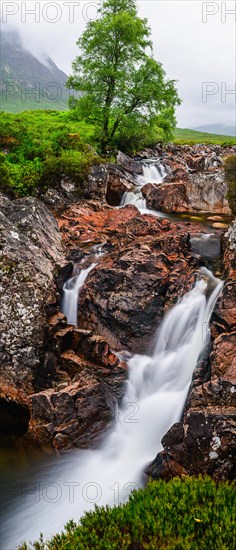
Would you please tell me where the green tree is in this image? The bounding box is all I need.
[68,0,181,153]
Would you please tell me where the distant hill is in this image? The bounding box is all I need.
[192,124,235,137]
[174,127,236,145]
[0,30,70,112]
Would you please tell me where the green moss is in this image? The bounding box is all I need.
[18,477,235,550]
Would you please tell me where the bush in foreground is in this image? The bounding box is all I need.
[19,477,234,550]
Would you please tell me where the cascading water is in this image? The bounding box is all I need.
[120,159,167,210]
[142,160,165,183]
[2,268,223,549]
[61,263,97,326]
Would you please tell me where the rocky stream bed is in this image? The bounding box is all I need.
[0,144,235,484]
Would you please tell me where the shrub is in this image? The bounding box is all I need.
[18,477,235,550]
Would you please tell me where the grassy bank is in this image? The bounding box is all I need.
[19,477,234,550]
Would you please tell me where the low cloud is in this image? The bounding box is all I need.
[1,0,235,128]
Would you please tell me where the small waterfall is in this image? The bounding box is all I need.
[142,161,165,183]
[120,159,166,210]
[120,190,146,209]
[61,263,96,326]
[2,268,223,549]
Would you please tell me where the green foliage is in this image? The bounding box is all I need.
[18,477,235,550]
[68,0,181,152]
[224,155,236,215]
[0,111,101,197]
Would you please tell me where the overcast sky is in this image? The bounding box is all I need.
[1,0,235,128]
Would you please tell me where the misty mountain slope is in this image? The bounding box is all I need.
[0,30,70,112]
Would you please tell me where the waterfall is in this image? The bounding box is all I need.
[120,159,166,210]
[142,161,165,184]
[120,190,146,209]
[2,268,223,549]
[61,264,96,326]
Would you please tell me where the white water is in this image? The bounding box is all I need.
[141,160,166,184]
[121,159,166,209]
[2,268,223,549]
[61,263,96,326]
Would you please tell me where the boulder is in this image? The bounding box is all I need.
[106,164,138,206]
[142,182,189,213]
[0,195,65,396]
[117,151,143,175]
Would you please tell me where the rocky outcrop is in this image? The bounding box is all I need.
[146,220,236,481]
[42,164,109,213]
[0,195,65,396]
[29,326,127,450]
[58,202,199,353]
[142,182,189,213]
[142,174,230,215]
[106,164,138,206]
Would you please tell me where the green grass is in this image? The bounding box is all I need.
[19,477,235,550]
[0,110,100,197]
[174,128,236,146]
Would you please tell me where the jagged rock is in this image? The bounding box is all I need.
[104,144,234,215]
[142,176,230,215]
[30,377,116,450]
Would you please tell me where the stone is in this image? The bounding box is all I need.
[106,164,137,206]
[0,197,65,396]
[142,182,189,213]
[117,151,143,175]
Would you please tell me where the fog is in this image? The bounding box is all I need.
[1,0,235,128]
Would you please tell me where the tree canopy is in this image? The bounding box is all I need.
[68,0,181,152]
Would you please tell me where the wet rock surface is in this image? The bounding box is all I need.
[0,195,64,397]
[146,220,236,481]
[58,202,199,353]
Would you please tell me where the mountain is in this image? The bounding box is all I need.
[192,124,236,137]
[0,30,70,112]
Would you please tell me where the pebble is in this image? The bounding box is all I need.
[211,223,229,229]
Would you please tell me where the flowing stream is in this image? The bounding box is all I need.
[1,268,223,549]
[121,159,166,209]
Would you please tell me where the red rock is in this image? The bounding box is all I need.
[142,182,189,213]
